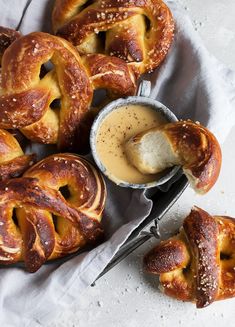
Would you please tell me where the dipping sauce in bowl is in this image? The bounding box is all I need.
[96,104,167,184]
[90,83,179,188]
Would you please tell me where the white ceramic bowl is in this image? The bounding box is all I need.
[90,81,180,189]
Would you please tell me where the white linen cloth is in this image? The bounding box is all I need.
[0,1,234,326]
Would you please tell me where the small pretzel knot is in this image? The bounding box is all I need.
[144,207,235,308]
[0,31,136,150]
[53,0,174,75]
[0,154,106,272]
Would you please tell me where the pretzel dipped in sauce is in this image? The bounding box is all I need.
[125,121,222,194]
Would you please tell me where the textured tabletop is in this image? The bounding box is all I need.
[48,1,235,326]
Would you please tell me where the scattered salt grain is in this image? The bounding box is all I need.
[97,300,103,307]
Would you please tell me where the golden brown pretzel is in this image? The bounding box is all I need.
[0,129,35,180]
[125,121,222,194]
[0,31,136,150]
[0,154,106,272]
[144,207,235,308]
[52,0,174,75]
[160,121,222,193]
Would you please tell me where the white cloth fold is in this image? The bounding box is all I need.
[0,1,235,326]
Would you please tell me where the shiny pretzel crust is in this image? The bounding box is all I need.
[0,32,93,150]
[161,121,222,194]
[0,154,106,272]
[0,30,136,150]
[52,0,174,75]
[144,207,235,308]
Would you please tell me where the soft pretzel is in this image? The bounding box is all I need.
[0,31,136,150]
[0,129,35,180]
[52,0,174,75]
[0,26,21,63]
[125,121,222,194]
[144,207,235,308]
[0,154,106,272]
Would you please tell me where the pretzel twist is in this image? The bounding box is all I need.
[0,129,35,180]
[144,207,235,308]
[0,30,136,150]
[52,0,174,75]
[0,154,106,272]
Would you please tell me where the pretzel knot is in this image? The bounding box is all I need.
[144,207,235,308]
[0,31,136,150]
[52,0,174,75]
[0,154,106,272]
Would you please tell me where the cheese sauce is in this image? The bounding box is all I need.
[96,104,167,184]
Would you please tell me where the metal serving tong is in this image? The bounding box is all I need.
[94,172,188,282]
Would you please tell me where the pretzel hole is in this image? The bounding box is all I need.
[40,61,55,79]
[50,98,61,109]
[39,65,47,79]
[182,263,191,276]
[79,0,94,13]
[220,252,231,260]
[96,31,106,52]
[59,185,71,200]
[43,60,54,72]
[12,208,19,228]
[144,16,151,33]
[52,214,59,234]
[92,89,107,107]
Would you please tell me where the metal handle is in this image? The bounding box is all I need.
[92,175,188,284]
[137,80,151,97]
[92,219,161,284]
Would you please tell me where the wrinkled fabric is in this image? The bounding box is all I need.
[0,0,234,326]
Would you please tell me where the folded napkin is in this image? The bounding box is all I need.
[0,1,235,326]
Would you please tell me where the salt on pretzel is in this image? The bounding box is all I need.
[52,0,174,75]
[144,207,235,308]
[0,154,106,272]
[0,30,136,150]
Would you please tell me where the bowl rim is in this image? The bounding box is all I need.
[90,95,180,189]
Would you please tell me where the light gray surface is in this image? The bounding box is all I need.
[46,1,235,327]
